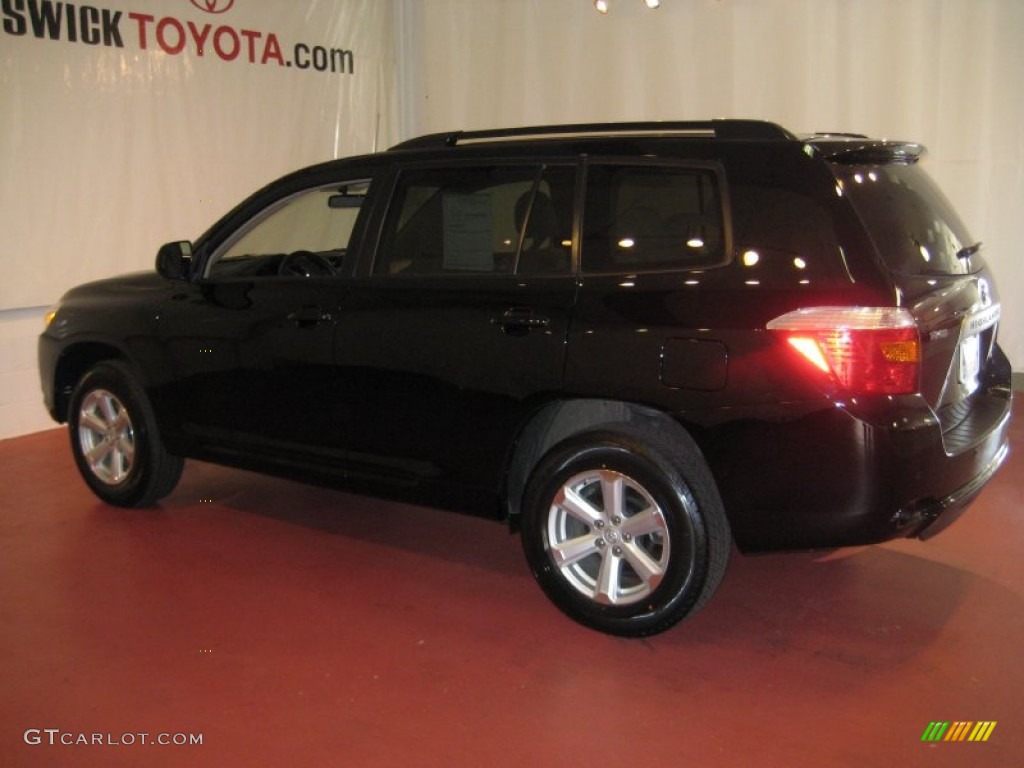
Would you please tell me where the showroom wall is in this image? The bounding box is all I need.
[2,0,1022,439]
[410,0,1024,377]
[0,0,400,437]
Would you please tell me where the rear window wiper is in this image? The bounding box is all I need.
[957,241,983,260]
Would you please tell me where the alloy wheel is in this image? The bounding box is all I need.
[546,468,671,605]
[77,388,136,486]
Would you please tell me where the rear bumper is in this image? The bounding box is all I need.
[878,383,1012,541]
[912,439,1010,540]
[712,384,1013,553]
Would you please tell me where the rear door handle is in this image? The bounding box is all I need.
[490,308,551,334]
[287,305,334,327]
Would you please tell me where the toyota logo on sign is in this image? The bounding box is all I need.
[190,0,235,13]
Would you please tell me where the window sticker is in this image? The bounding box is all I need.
[442,194,494,271]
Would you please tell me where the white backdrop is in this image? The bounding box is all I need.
[1,0,1021,438]
[412,0,1024,372]
[0,0,398,310]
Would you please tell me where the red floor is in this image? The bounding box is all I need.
[1,403,1021,767]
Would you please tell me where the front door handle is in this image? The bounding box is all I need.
[490,308,551,335]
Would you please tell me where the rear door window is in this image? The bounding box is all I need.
[836,163,982,276]
[581,163,728,273]
[374,165,575,276]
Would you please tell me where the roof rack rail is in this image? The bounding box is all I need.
[390,119,795,151]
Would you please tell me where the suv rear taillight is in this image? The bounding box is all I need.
[767,307,920,395]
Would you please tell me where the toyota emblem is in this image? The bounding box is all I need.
[978,278,991,308]
[190,0,236,13]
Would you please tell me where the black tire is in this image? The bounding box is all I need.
[68,360,184,508]
[521,426,730,637]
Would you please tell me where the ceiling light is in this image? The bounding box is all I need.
[595,0,660,14]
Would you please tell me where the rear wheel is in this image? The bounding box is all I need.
[521,427,730,636]
[69,361,183,507]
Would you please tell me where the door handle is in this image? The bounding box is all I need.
[490,308,551,335]
[287,306,334,327]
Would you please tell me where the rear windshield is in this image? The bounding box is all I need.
[836,163,983,276]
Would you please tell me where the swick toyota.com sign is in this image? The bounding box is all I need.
[1,0,395,311]
[1,0,356,74]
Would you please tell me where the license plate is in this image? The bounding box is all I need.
[958,334,981,394]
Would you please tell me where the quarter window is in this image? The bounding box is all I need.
[374,165,575,276]
[582,165,726,273]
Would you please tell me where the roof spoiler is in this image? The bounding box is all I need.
[813,139,926,164]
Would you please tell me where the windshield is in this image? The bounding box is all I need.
[836,163,982,276]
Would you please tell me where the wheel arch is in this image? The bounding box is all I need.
[505,399,706,527]
[51,342,127,422]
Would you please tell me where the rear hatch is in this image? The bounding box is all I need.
[822,141,1005,451]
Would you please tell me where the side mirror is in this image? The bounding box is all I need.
[156,240,193,280]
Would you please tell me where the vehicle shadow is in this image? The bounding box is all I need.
[165,460,527,577]
[678,545,1002,665]
[160,459,1024,672]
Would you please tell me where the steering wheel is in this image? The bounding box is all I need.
[278,250,338,277]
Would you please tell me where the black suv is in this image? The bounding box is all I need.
[39,120,1012,636]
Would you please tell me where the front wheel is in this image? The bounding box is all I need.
[68,361,183,508]
[521,427,730,637]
